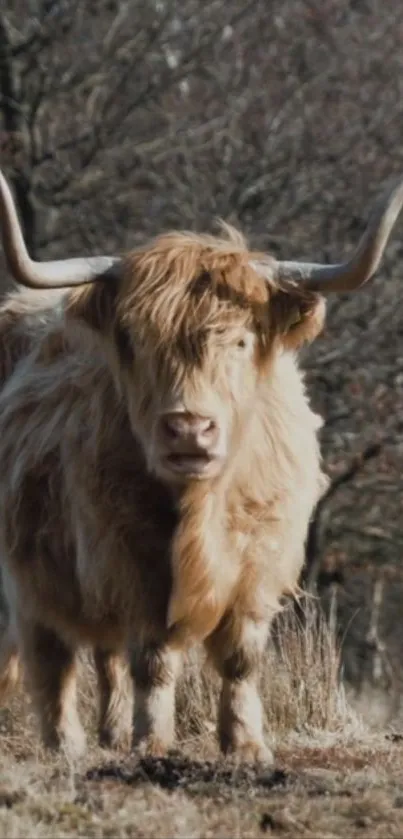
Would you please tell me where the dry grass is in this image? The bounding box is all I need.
[177,597,360,749]
[0,599,400,838]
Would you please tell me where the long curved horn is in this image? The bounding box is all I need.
[274,175,403,293]
[0,169,122,288]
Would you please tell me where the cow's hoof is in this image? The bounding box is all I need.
[43,724,87,761]
[99,724,132,752]
[134,735,171,759]
[224,740,274,766]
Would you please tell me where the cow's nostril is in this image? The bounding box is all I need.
[200,418,216,436]
[160,412,218,445]
[162,416,181,439]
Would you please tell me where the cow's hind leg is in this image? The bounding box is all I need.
[130,641,181,757]
[205,614,273,764]
[0,625,20,700]
[94,647,132,750]
[20,621,85,758]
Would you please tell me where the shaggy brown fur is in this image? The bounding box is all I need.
[0,226,327,762]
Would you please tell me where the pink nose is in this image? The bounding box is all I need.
[160,412,218,448]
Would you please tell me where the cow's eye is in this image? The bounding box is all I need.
[237,338,247,349]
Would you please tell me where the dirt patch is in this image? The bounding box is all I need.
[84,749,379,802]
[86,755,290,796]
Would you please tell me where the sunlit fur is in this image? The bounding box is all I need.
[0,224,328,761]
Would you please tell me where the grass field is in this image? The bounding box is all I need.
[1,602,402,839]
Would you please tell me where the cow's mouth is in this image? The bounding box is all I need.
[164,452,220,476]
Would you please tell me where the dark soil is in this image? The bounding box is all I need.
[86,755,291,797]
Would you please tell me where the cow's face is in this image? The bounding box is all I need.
[67,229,325,486]
[125,300,261,485]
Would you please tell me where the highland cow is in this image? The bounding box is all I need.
[0,169,402,762]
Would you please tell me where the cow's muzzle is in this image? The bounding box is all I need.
[157,411,223,478]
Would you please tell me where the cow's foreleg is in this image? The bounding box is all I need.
[130,641,181,757]
[205,614,273,764]
[20,620,85,758]
[94,647,133,750]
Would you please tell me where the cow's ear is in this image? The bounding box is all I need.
[65,278,118,334]
[65,277,135,365]
[272,287,326,350]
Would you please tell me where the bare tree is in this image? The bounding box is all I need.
[0,0,269,259]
